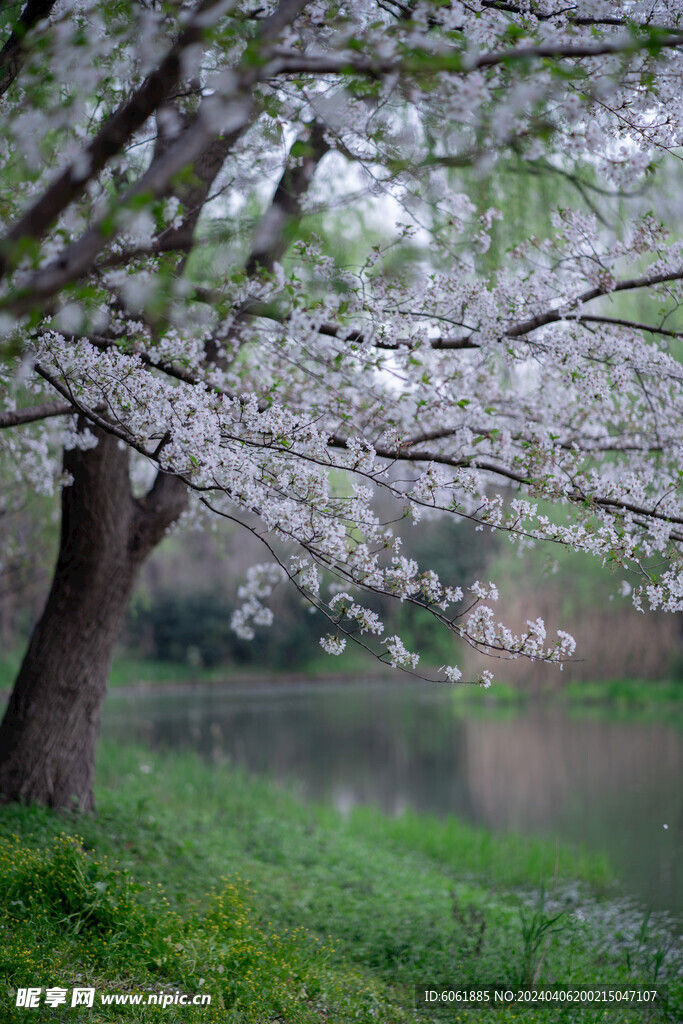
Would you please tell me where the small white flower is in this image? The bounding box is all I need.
[440,665,463,683]
[319,634,346,655]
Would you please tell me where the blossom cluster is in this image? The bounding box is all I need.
[2,0,683,685]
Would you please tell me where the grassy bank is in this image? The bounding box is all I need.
[1,743,681,1022]
[2,644,683,704]
[0,649,389,693]
[0,651,231,692]
[451,678,683,721]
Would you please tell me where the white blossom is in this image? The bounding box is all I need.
[1,0,683,687]
[319,635,347,656]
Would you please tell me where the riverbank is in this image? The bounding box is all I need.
[0,651,399,696]
[1,742,680,1022]
[2,648,683,710]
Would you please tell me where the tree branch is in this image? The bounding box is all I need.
[478,1,680,32]
[0,0,57,98]
[327,433,532,486]
[572,315,683,339]
[33,362,153,458]
[1,0,311,315]
[0,400,74,428]
[132,465,189,558]
[375,268,683,350]
[266,29,683,79]
[245,120,330,276]
[0,0,234,282]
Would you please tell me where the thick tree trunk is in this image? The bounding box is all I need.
[0,424,187,811]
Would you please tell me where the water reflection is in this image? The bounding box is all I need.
[102,681,683,920]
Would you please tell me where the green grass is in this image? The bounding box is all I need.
[0,743,680,1023]
[445,677,683,724]
[564,678,683,706]
[107,650,391,688]
[0,651,224,692]
[106,656,227,688]
[342,807,613,891]
[560,679,683,726]
[0,649,389,693]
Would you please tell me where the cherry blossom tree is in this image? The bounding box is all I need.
[1,0,683,810]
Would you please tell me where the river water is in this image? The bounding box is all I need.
[101,680,683,922]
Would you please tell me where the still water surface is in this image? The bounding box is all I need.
[102,681,682,921]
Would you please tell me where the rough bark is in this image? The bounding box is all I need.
[0,424,187,811]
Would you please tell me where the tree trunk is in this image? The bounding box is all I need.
[0,424,187,811]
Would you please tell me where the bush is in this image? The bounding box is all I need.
[124,589,330,670]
